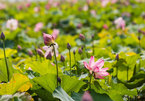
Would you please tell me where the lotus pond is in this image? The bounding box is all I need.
[0,0,145,101]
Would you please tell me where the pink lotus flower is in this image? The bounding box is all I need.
[28,67,32,70]
[17,5,23,10]
[52,29,59,40]
[86,0,92,4]
[0,3,6,10]
[34,7,40,13]
[79,34,85,41]
[103,24,108,29]
[114,17,126,30]
[101,0,110,7]
[53,2,59,7]
[83,56,109,79]
[111,0,118,4]
[26,3,31,8]
[34,22,43,32]
[71,0,78,4]
[81,91,93,101]
[45,3,51,10]
[43,29,59,46]
[90,10,97,17]
[83,5,88,11]
[6,19,18,31]
[93,66,109,79]
[43,33,54,46]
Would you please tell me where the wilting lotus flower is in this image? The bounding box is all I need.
[34,22,43,32]
[114,17,126,30]
[43,43,59,57]
[6,19,18,31]
[81,91,93,101]
[83,56,109,79]
[101,0,110,7]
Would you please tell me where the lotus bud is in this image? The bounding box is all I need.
[0,32,5,40]
[116,54,119,61]
[73,50,76,55]
[37,49,44,57]
[138,29,145,35]
[46,52,52,60]
[57,77,61,83]
[138,29,142,33]
[78,48,83,54]
[82,91,93,101]
[67,43,71,50]
[28,50,33,57]
[79,34,85,41]
[60,55,65,62]
[17,45,22,51]
[43,33,54,46]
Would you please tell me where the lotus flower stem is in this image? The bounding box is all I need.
[84,45,88,58]
[116,66,118,78]
[52,44,58,87]
[39,56,42,62]
[92,40,94,55]
[3,40,9,82]
[69,49,71,76]
[35,48,38,61]
[139,40,141,69]
[89,74,92,89]
[73,52,78,74]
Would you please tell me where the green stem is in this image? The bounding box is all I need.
[84,45,88,58]
[74,54,78,75]
[3,41,9,82]
[89,73,92,89]
[63,62,65,67]
[116,66,118,78]
[92,40,94,55]
[35,48,38,61]
[52,44,58,87]
[139,40,141,70]
[69,49,71,76]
